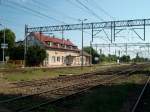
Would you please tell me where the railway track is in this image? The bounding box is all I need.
[10,70,126,88]
[0,63,149,112]
[4,64,142,96]
[0,67,141,112]
[131,76,150,112]
[0,63,118,74]
[9,64,140,89]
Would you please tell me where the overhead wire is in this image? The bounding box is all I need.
[72,0,112,43]
[0,17,24,27]
[32,0,78,22]
[27,0,93,39]
[2,1,55,23]
[75,0,104,21]
[65,0,91,14]
[1,0,106,44]
[25,0,93,40]
[3,4,48,22]
[85,0,115,20]
[6,0,66,24]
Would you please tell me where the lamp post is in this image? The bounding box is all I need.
[3,26,5,64]
[79,19,87,70]
[0,24,6,64]
[90,41,92,66]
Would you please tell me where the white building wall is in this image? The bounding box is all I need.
[45,50,80,67]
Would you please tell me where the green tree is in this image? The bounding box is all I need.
[25,46,46,66]
[120,55,130,63]
[0,29,16,61]
[83,46,100,64]
[132,53,148,62]
[99,54,107,62]
[108,54,118,62]
[9,45,24,60]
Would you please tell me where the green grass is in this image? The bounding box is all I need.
[0,63,18,69]
[0,67,95,81]
[1,64,117,82]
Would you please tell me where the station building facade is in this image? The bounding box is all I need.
[26,32,91,67]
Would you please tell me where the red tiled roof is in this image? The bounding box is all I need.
[32,32,76,46]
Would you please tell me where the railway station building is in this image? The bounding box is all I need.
[26,32,91,67]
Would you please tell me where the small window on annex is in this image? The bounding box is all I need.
[57,56,60,62]
[52,56,55,63]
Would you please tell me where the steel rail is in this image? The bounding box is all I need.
[18,72,131,112]
[131,76,150,112]
[9,65,132,89]
[19,63,150,112]
[0,64,147,112]
[0,68,134,104]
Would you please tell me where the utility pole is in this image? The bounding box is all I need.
[99,49,102,55]
[109,44,111,63]
[118,50,121,59]
[2,26,5,63]
[125,43,128,56]
[90,41,92,66]
[24,24,28,67]
[125,43,128,63]
[79,19,87,70]
[148,44,150,59]
[61,25,64,39]
[0,24,6,64]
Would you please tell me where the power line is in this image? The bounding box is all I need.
[30,0,92,37]
[75,0,104,21]
[0,17,24,26]
[65,0,90,14]
[3,3,46,20]
[85,0,115,20]
[1,0,50,22]
[2,1,52,21]
[32,0,78,22]
[6,0,66,24]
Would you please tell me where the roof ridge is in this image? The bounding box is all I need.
[32,32,77,47]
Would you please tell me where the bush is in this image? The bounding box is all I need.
[25,46,46,66]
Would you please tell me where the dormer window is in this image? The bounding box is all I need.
[47,42,53,46]
[58,44,60,48]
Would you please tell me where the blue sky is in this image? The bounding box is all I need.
[0,0,150,55]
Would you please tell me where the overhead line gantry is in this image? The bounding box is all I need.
[26,18,150,42]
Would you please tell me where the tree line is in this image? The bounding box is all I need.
[0,28,46,66]
[83,46,149,64]
[0,28,149,66]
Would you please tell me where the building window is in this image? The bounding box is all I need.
[52,56,55,63]
[62,56,64,63]
[45,53,49,65]
[57,56,60,62]
[45,57,49,65]
[50,42,53,46]
[58,44,60,48]
[47,42,53,46]
[49,56,51,63]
